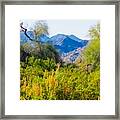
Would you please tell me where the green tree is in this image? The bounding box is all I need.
[31,21,49,42]
[76,23,100,71]
[83,23,100,70]
[20,43,60,63]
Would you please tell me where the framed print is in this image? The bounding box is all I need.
[0,0,119,119]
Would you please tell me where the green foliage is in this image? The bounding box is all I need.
[31,21,49,41]
[76,23,100,71]
[20,59,100,100]
[83,23,100,68]
[22,41,41,55]
[20,23,100,100]
[20,42,60,63]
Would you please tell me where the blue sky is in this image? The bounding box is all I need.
[20,20,99,40]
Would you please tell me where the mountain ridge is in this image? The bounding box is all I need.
[20,31,89,63]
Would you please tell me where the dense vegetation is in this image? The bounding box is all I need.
[20,23,100,100]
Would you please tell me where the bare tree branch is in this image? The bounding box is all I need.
[20,22,34,41]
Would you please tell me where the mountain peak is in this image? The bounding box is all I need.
[49,34,67,45]
[68,34,83,42]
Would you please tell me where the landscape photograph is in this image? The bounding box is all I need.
[20,20,100,100]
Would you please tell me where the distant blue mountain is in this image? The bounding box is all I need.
[38,34,50,42]
[53,35,88,53]
[48,34,67,45]
[20,32,28,44]
[20,31,89,63]
[46,34,88,55]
